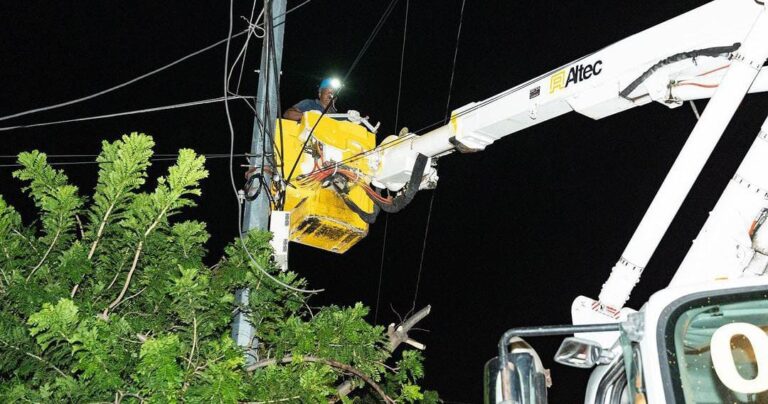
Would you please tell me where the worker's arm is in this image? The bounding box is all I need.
[283,107,303,121]
[284,99,319,122]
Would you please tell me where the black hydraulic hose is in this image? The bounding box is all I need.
[342,194,381,224]
[340,153,428,223]
[619,43,741,100]
[376,153,428,214]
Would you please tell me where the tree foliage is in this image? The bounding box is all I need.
[0,133,438,403]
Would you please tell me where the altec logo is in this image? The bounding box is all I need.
[549,60,603,93]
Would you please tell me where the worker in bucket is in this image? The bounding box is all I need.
[283,77,340,121]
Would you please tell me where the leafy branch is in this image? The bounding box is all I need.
[103,149,208,317]
[0,134,438,402]
[247,355,395,404]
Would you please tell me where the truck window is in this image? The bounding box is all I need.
[664,291,768,403]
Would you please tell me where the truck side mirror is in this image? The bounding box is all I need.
[554,337,615,368]
[484,337,550,404]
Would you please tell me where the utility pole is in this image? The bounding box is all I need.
[232,0,287,361]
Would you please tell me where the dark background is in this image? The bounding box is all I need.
[1,1,766,402]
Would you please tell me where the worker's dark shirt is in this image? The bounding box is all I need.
[292,99,337,114]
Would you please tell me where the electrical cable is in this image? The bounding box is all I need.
[269,0,314,28]
[375,0,410,325]
[265,1,288,209]
[409,190,435,315]
[236,197,322,294]
[224,0,321,294]
[0,153,248,160]
[0,152,239,159]
[409,0,465,316]
[230,0,264,94]
[619,43,740,99]
[342,0,401,84]
[0,96,254,132]
[0,153,249,168]
[295,47,737,176]
[265,5,287,180]
[443,0,466,123]
[372,213,389,325]
[394,0,409,131]
[0,29,250,123]
[257,1,272,211]
[413,119,445,134]
[282,0,313,18]
[283,0,401,186]
[689,100,701,120]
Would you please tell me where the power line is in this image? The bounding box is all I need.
[410,190,435,314]
[341,0,401,84]
[376,0,410,326]
[373,213,389,325]
[271,0,315,29]
[283,0,402,186]
[444,0,466,122]
[0,153,250,168]
[394,0,410,131]
[229,0,262,94]
[224,0,321,295]
[0,96,255,132]
[409,0,465,316]
[0,29,250,123]
[282,0,313,17]
[0,152,243,159]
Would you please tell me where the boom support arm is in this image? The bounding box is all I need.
[374,0,768,192]
[372,0,768,314]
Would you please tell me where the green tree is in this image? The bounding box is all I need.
[0,133,438,403]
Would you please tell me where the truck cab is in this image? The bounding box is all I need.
[485,278,768,403]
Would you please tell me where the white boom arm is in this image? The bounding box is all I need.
[373,0,768,314]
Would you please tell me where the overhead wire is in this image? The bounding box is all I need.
[0,96,254,132]
[224,0,321,294]
[409,0,466,315]
[265,1,289,208]
[282,0,313,18]
[229,4,263,95]
[0,29,250,123]
[443,0,466,123]
[270,0,315,28]
[393,0,409,132]
[374,0,410,325]
[0,153,250,168]
[373,213,389,325]
[283,0,401,186]
[257,1,280,211]
[410,190,435,314]
[341,0,401,85]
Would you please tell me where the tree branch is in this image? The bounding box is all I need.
[102,203,173,317]
[331,306,432,403]
[103,240,144,318]
[186,316,198,370]
[242,397,300,404]
[13,229,38,253]
[75,214,85,239]
[88,202,115,259]
[388,305,431,352]
[26,229,60,283]
[0,338,67,378]
[246,355,395,404]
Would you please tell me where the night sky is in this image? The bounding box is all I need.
[2,1,767,402]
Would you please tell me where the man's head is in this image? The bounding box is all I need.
[318,77,341,108]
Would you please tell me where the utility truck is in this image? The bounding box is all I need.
[261,0,768,401]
